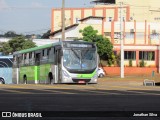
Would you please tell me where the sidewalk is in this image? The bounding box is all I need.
[98,75,160,86]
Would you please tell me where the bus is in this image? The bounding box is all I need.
[0,55,13,84]
[12,40,98,84]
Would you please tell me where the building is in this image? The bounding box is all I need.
[50,0,160,73]
[50,16,104,40]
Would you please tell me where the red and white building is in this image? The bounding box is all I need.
[50,3,160,74]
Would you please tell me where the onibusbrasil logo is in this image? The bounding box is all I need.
[1,112,42,118]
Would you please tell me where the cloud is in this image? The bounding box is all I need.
[0,0,9,10]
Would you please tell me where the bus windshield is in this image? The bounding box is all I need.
[63,48,96,73]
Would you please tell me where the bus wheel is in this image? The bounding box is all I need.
[99,73,104,78]
[23,75,27,84]
[48,72,53,84]
[0,78,5,84]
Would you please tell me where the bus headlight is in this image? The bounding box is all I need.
[62,70,70,78]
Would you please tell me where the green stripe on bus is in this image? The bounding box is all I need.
[77,70,96,78]
[39,64,50,81]
[20,66,36,81]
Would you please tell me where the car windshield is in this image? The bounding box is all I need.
[63,49,96,71]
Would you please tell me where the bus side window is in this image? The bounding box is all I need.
[32,52,35,58]
[42,50,45,56]
[32,52,35,65]
[49,47,55,63]
[44,49,47,57]
[47,48,51,62]
[24,53,26,60]
[29,52,32,65]
[35,50,41,66]
[21,54,24,66]
[17,55,21,67]
[47,48,51,56]
[29,53,32,59]
[41,49,47,64]
[55,46,62,65]
[25,53,29,65]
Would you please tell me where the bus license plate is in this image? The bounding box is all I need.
[78,81,85,83]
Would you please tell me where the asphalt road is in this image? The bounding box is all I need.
[0,80,160,119]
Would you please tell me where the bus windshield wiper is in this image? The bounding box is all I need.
[71,48,80,59]
[82,48,89,58]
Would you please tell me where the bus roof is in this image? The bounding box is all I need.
[13,40,95,55]
[13,41,61,55]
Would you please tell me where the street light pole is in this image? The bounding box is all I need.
[158,34,160,74]
[120,2,124,78]
[62,0,65,41]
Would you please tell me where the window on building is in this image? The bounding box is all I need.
[118,16,125,21]
[150,33,159,40]
[125,32,134,39]
[66,37,78,40]
[139,51,155,61]
[114,32,120,39]
[136,32,144,39]
[154,17,160,21]
[124,51,136,60]
[107,17,112,22]
[104,32,111,37]
[123,17,125,21]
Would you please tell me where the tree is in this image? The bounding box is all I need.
[41,30,51,39]
[79,26,98,42]
[0,42,12,55]
[22,39,36,49]
[0,36,36,55]
[4,31,18,38]
[80,26,114,63]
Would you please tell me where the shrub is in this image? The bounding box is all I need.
[139,59,145,67]
[99,60,107,67]
[129,59,132,67]
[107,59,112,67]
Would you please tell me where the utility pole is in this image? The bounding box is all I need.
[120,2,124,78]
[158,34,160,74]
[62,0,65,41]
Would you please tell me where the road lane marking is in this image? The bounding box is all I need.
[26,84,71,89]
[0,89,32,94]
[0,84,30,89]
[35,89,76,94]
[122,90,160,96]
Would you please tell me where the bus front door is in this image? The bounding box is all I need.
[55,46,62,83]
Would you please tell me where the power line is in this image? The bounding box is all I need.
[0,26,61,35]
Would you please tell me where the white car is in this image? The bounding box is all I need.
[98,68,105,78]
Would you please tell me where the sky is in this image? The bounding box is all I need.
[0,0,94,35]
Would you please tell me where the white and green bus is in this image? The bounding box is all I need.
[12,40,98,84]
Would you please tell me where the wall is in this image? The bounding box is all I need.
[51,6,129,32]
[52,26,79,39]
[116,0,160,22]
[104,21,160,45]
[103,67,158,76]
